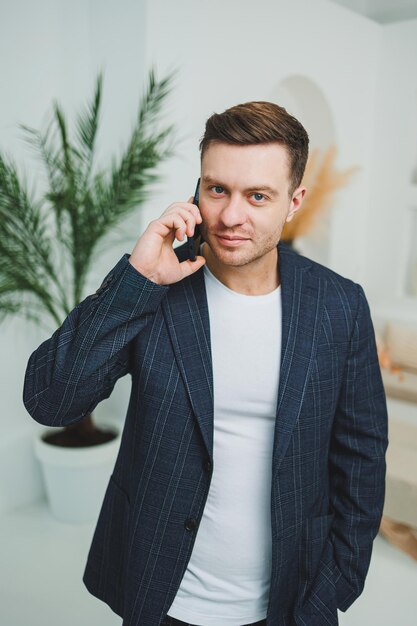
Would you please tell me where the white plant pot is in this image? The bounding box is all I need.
[34,418,122,524]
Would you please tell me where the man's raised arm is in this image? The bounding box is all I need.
[23,197,205,427]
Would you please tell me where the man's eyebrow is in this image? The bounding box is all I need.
[202,175,279,197]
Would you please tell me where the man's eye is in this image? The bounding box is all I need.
[252,193,265,202]
[210,185,225,194]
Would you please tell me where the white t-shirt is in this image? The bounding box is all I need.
[167,253,282,625]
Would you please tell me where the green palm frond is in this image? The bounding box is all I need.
[75,72,103,166]
[0,67,177,326]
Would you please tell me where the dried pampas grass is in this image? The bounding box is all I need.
[281,145,358,242]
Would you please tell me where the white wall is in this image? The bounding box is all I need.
[367,18,417,324]
[1,0,413,513]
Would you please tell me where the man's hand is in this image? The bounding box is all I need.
[128,197,206,285]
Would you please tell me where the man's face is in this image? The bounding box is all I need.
[199,142,305,269]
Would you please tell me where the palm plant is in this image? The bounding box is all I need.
[1,68,177,446]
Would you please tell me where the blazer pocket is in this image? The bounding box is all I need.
[297,514,338,624]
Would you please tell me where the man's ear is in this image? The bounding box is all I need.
[286,186,306,223]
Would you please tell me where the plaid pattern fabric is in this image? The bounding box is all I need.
[23,241,388,626]
[161,618,267,625]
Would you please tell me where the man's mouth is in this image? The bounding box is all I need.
[215,234,250,246]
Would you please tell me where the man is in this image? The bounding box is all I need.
[23,101,388,626]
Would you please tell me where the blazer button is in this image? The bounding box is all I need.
[203,459,212,472]
[184,517,198,531]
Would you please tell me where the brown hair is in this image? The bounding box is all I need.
[199,101,309,197]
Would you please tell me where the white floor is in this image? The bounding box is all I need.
[1,499,417,626]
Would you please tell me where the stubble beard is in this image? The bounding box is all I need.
[201,224,282,269]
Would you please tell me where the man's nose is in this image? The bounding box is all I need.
[220,194,246,227]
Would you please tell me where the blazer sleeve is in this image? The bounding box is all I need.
[23,253,169,427]
[328,283,388,611]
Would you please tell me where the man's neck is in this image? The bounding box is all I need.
[201,242,280,295]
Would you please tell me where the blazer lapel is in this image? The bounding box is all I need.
[272,243,327,479]
[163,241,327,468]
[161,264,214,459]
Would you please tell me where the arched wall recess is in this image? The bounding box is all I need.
[270,75,337,265]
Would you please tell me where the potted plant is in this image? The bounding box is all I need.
[0,68,177,522]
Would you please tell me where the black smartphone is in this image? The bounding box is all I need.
[187,177,201,261]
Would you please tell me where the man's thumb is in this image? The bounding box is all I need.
[180,255,206,279]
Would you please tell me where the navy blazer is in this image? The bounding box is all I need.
[23,241,388,626]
